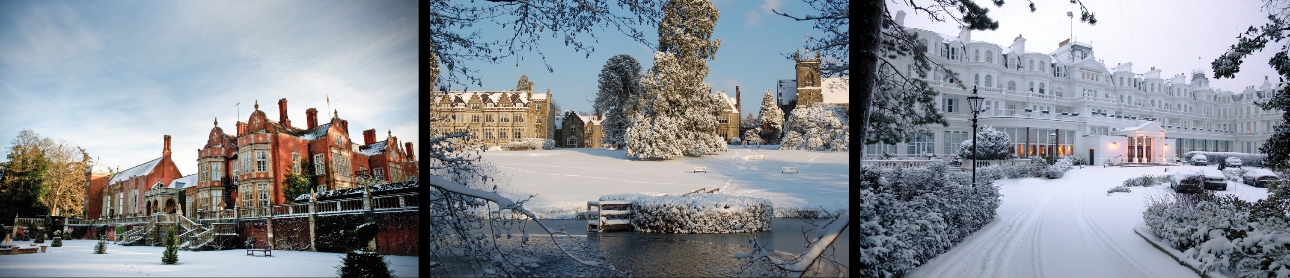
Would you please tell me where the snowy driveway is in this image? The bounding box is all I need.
[909,165,1268,278]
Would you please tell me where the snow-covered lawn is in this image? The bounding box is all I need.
[0,240,418,277]
[909,164,1269,278]
[480,147,849,218]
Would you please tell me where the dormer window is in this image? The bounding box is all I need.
[471,103,480,110]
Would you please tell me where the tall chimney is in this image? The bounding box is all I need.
[340,120,349,136]
[735,86,741,114]
[278,98,291,128]
[237,121,247,137]
[405,142,415,161]
[163,135,172,157]
[306,108,318,129]
[363,129,376,145]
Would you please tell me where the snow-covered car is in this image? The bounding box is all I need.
[1191,154,1208,166]
[1243,168,1284,188]
[1170,170,1205,193]
[1200,168,1228,190]
[1225,157,1243,168]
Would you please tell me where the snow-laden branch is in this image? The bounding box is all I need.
[427,174,615,270]
[735,210,849,276]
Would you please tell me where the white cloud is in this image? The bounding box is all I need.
[745,0,783,27]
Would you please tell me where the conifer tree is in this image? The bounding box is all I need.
[94,235,107,254]
[162,227,177,264]
[595,54,644,149]
[757,89,784,143]
[1211,1,1290,170]
[626,0,726,160]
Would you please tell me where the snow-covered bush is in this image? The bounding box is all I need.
[1123,174,1168,187]
[599,193,773,233]
[778,103,848,152]
[1107,186,1131,194]
[742,128,763,145]
[338,249,394,278]
[858,162,1002,277]
[501,138,548,151]
[1183,151,1269,168]
[1059,155,1087,166]
[957,126,1012,160]
[542,139,555,150]
[729,136,742,145]
[1041,158,1073,179]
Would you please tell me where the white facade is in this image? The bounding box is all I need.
[866,20,1286,165]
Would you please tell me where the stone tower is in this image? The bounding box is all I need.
[795,49,822,108]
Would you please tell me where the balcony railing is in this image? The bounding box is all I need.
[57,192,419,226]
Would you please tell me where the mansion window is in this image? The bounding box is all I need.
[199,191,208,211]
[501,114,510,122]
[374,168,384,181]
[212,162,221,181]
[944,98,957,113]
[257,183,270,207]
[515,114,524,122]
[485,130,494,139]
[292,152,301,174]
[567,137,580,148]
[314,154,326,175]
[242,152,251,173]
[200,163,208,182]
[985,75,993,87]
[1008,81,1016,91]
[906,131,935,156]
[986,51,993,63]
[472,115,480,122]
[211,190,222,210]
[719,117,728,124]
[471,103,480,110]
[256,151,267,172]
[500,128,508,139]
[514,131,522,139]
[241,188,252,207]
[486,115,494,122]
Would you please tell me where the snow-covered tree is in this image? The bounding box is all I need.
[743,128,764,145]
[779,103,848,152]
[625,0,727,160]
[595,54,644,149]
[958,126,1012,160]
[1211,0,1290,170]
[741,113,758,129]
[757,89,784,143]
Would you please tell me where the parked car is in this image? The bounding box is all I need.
[1200,168,1228,190]
[1225,157,1243,168]
[1191,154,1209,166]
[1170,170,1205,193]
[1243,168,1285,188]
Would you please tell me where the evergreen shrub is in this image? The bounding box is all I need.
[337,249,394,278]
[162,227,178,264]
[51,237,62,247]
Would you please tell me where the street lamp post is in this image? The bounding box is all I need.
[967,86,985,188]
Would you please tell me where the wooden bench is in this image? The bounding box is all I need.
[782,167,799,174]
[693,167,707,173]
[245,239,272,257]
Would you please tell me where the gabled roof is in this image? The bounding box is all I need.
[108,157,163,184]
[359,141,388,156]
[299,123,332,140]
[167,174,196,189]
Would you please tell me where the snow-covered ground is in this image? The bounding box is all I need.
[480,147,849,218]
[909,164,1270,278]
[0,240,418,277]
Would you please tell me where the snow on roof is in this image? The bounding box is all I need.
[299,123,332,140]
[108,157,163,184]
[715,91,737,111]
[168,174,196,189]
[359,141,388,156]
[293,180,418,202]
[531,93,548,100]
[434,91,533,106]
[87,162,113,175]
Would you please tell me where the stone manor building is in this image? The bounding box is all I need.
[869,12,1286,165]
[430,75,556,148]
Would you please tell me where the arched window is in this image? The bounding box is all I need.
[1008,81,1016,91]
[974,74,980,85]
[1029,81,1035,92]
[986,51,994,63]
[1039,83,1046,94]
[985,75,993,87]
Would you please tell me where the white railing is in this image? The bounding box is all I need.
[861,159,944,169]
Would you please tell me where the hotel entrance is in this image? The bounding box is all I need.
[1126,136,1152,163]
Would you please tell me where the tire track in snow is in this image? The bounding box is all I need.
[918,180,1063,278]
[987,180,1063,278]
[1029,200,1048,278]
[1076,196,1155,278]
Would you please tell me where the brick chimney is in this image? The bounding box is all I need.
[405,142,415,161]
[237,121,247,137]
[306,108,318,129]
[735,86,741,114]
[163,135,172,157]
[278,98,291,128]
[363,129,376,145]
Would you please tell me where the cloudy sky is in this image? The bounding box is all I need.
[440,0,827,117]
[0,0,418,175]
[891,0,1279,92]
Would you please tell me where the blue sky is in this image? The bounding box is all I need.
[892,0,1279,92]
[440,0,827,118]
[0,0,419,175]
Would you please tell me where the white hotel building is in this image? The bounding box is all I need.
[868,15,1286,165]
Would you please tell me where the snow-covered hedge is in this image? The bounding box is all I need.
[728,136,742,145]
[956,126,1011,160]
[1143,187,1290,277]
[858,162,1001,277]
[778,103,848,152]
[500,138,551,151]
[598,193,773,233]
[1183,151,1268,167]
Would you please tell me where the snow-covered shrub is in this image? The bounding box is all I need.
[1041,158,1073,179]
[94,236,107,254]
[338,249,394,278]
[778,103,848,152]
[1123,174,1168,187]
[542,139,555,150]
[729,136,742,145]
[957,126,1012,160]
[501,138,548,151]
[1059,155,1087,166]
[1224,168,1250,181]
[162,227,178,264]
[1183,151,1269,168]
[1107,186,1131,194]
[742,128,763,145]
[599,193,773,233]
[858,162,1002,277]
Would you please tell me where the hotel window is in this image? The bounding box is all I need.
[256,150,267,172]
[375,168,384,181]
[944,98,957,113]
[943,131,971,155]
[1029,82,1035,92]
[974,74,980,86]
[1039,83,1045,94]
[986,51,993,63]
[974,49,980,62]
[292,152,300,173]
[1008,81,1016,91]
[257,183,270,207]
[211,190,222,210]
[314,154,325,175]
[906,131,935,156]
[212,162,221,181]
[515,131,522,139]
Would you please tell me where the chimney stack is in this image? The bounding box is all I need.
[306,108,318,129]
[237,121,247,137]
[363,129,376,145]
[340,120,349,136]
[735,86,741,113]
[163,135,172,157]
[278,98,291,128]
[405,142,415,161]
